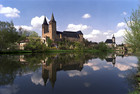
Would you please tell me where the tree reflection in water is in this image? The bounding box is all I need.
[0,52,131,88]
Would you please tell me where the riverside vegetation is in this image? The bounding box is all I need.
[0,21,111,54]
[124,6,140,94]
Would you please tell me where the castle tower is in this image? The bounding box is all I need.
[42,66,49,86]
[49,63,56,88]
[49,13,56,41]
[42,16,49,38]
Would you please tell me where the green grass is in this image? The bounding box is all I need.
[0,49,112,54]
[0,50,32,54]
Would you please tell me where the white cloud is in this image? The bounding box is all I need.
[91,30,101,35]
[103,30,113,35]
[15,15,49,35]
[115,63,132,71]
[85,56,138,72]
[67,70,88,77]
[83,29,101,40]
[82,13,91,19]
[15,25,33,31]
[114,56,138,71]
[31,71,45,86]
[0,4,20,18]
[66,24,89,31]
[84,29,106,42]
[83,27,126,44]
[114,29,125,38]
[31,16,49,29]
[117,22,126,28]
[118,74,125,78]
[84,61,101,71]
[122,12,127,15]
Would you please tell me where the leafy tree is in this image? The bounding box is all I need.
[18,27,30,37]
[95,42,108,52]
[0,55,21,86]
[29,31,38,37]
[0,21,19,51]
[124,6,140,52]
[17,27,38,42]
[47,38,53,47]
[25,37,47,52]
[74,42,84,50]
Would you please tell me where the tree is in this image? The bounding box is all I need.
[124,6,140,52]
[97,42,108,52]
[25,37,47,52]
[17,27,38,42]
[29,31,38,37]
[0,21,19,51]
[74,42,84,50]
[47,38,53,47]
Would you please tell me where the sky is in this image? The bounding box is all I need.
[0,0,139,44]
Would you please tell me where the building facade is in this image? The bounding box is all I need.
[105,35,116,48]
[42,14,83,42]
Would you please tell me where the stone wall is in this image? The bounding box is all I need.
[64,37,83,42]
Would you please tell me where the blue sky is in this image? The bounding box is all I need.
[0,0,139,44]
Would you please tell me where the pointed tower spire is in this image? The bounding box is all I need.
[50,13,56,22]
[43,16,48,25]
[113,34,115,38]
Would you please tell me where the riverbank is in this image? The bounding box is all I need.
[0,49,112,54]
[0,50,32,54]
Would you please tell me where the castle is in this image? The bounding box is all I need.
[42,13,83,42]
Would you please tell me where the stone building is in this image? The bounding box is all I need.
[42,13,83,42]
[105,35,116,48]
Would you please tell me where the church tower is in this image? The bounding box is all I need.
[42,16,49,38]
[112,34,116,47]
[112,34,115,43]
[49,13,56,41]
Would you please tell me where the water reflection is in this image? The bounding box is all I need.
[42,53,87,87]
[0,52,138,94]
[105,53,116,67]
[42,53,118,87]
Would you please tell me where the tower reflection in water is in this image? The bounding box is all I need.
[105,53,116,67]
[0,52,132,88]
[41,53,126,87]
[41,53,85,87]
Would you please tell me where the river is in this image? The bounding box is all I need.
[0,53,138,94]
